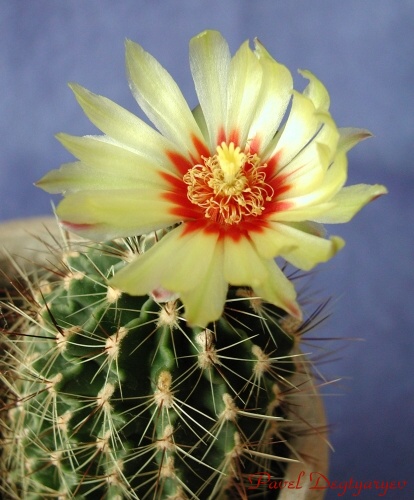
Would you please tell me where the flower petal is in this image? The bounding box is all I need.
[160,229,220,293]
[68,83,175,163]
[37,161,149,194]
[189,30,231,149]
[314,184,388,223]
[299,69,330,112]
[181,246,228,327]
[313,113,340,162]
[274,151,348,217]
[56,189,180,239]
[249,39,293,153]
[272,142,327,200]
[110,225,227,327]
[249,221,344,270]
[274,223,345,270]
[299,70,339,160]
[37,134,175,194]
[264,91,320,169]
[269,202,336,222]
[126,39,205,157]
[337,127,372,153]
[192,104,209,141]
[225,40,262,145]
[110,226,186,296]
[249,225,298,260]
[252,260,302,320]
[111,225,220,294]
[223,236,269,287]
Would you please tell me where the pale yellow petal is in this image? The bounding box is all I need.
[189,30,230,149]
[282,236,345,270]
[126,39,204,157]
[249,39,293,152]
[313,112,339,162]
[110,227,185,295]
[305,149,348,202]
[112,225,227,327]
[276,152,348,213]
[252,260,302,320]
[314,184,388,223]
[160,229,220,293]
[111,225,221,294]
[37,161,158,194]
[37,134,175,194]
[264,91,320,168]
[299,69,330,112]
[223,236,269,287]
[56,189,179,239]
[68,83,175,163]
[272,222,345,270]
[269,202,336,222]
[57,133,174,178]
[192,104,209,142]
[249,225,297,260]
[337,127,373,153]
[274,142,328,199]
[249,222,343,270]
[226,40,262,145]
[181,244,228,327]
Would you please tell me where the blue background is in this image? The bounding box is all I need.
[1,1,413,498]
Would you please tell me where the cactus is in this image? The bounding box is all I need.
[1,225,328,499]
[1,29,386,499]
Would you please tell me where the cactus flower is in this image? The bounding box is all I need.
[37,30,387,327]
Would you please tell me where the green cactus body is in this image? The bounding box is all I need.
[1,234,326,499]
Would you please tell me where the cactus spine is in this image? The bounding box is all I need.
[1,226,328,499]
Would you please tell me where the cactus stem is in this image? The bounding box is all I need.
[1,229,334,499]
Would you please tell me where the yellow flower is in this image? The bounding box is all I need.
[37,30,387,327]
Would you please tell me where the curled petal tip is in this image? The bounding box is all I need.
[338,127,374,153]
[67,81,80,93]
[287,302,303,322]
[374,185,388,197]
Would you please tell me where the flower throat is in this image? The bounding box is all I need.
[184,142,274,225]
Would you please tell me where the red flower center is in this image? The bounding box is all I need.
[183,142,274,225]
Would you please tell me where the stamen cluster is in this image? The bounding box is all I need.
[184,142,274,225]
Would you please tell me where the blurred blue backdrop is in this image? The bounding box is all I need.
[1,1,413,498]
